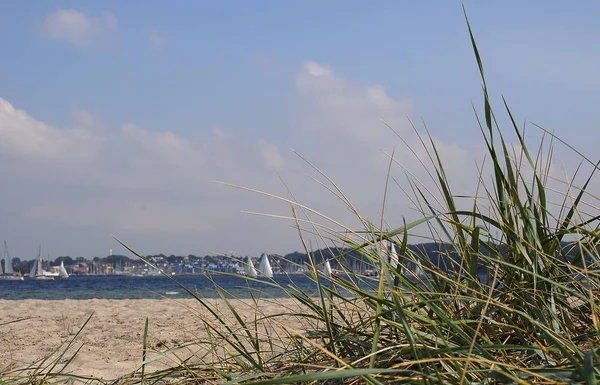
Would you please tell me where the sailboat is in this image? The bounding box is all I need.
[386,240,426,278]
[29,246,54,280]
[322,260,333,277]
[0,241,24,280]
[386,240,399,270]
[244,256,257,278]
[58,261,69,279]
[258,253,273,278]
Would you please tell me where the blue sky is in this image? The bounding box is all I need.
[1,1,599,260]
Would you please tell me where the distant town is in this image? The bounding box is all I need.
[5,242,423,277]
[5,240,591,277]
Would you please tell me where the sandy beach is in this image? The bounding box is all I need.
[0,298,306,381]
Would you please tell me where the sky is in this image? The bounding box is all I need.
[1,1,600,260]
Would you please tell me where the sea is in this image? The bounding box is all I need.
[0,272,490,300]
[0,274,331,300]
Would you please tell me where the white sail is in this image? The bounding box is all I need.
[323,260,332,277]
[59,261,69,279]
[3,241,13,275]
[386,241,399,269]
[28,246,53,280]
[36,253,44,276]
[29,260,37,278]
[244,256,257,278]
[258,253,273,278]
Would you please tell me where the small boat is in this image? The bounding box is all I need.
[0,241,24,281]
[385,240,399,270]
[58,261,69,279]
[244,256,257,278]
[322,260,333,277]
[29,246,54,280]
[258,253,273,278]
[385,240,426,278]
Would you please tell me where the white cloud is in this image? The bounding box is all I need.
[212,126,233,139]
[121,123,203,168]
[0,98,104,162]
[294,61,414,145]
[146,30,167,48]
[304,62,333,77]
[257,139,285,170]
[283,61,482,237]
[42,9,117,46]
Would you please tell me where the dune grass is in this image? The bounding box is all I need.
[2,11,600,385]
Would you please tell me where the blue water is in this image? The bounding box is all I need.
[0,274,323,300]
[0,272,491,300]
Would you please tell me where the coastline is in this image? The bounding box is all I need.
[0,298,305,380]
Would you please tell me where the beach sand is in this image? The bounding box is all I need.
[0,298,306,381]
